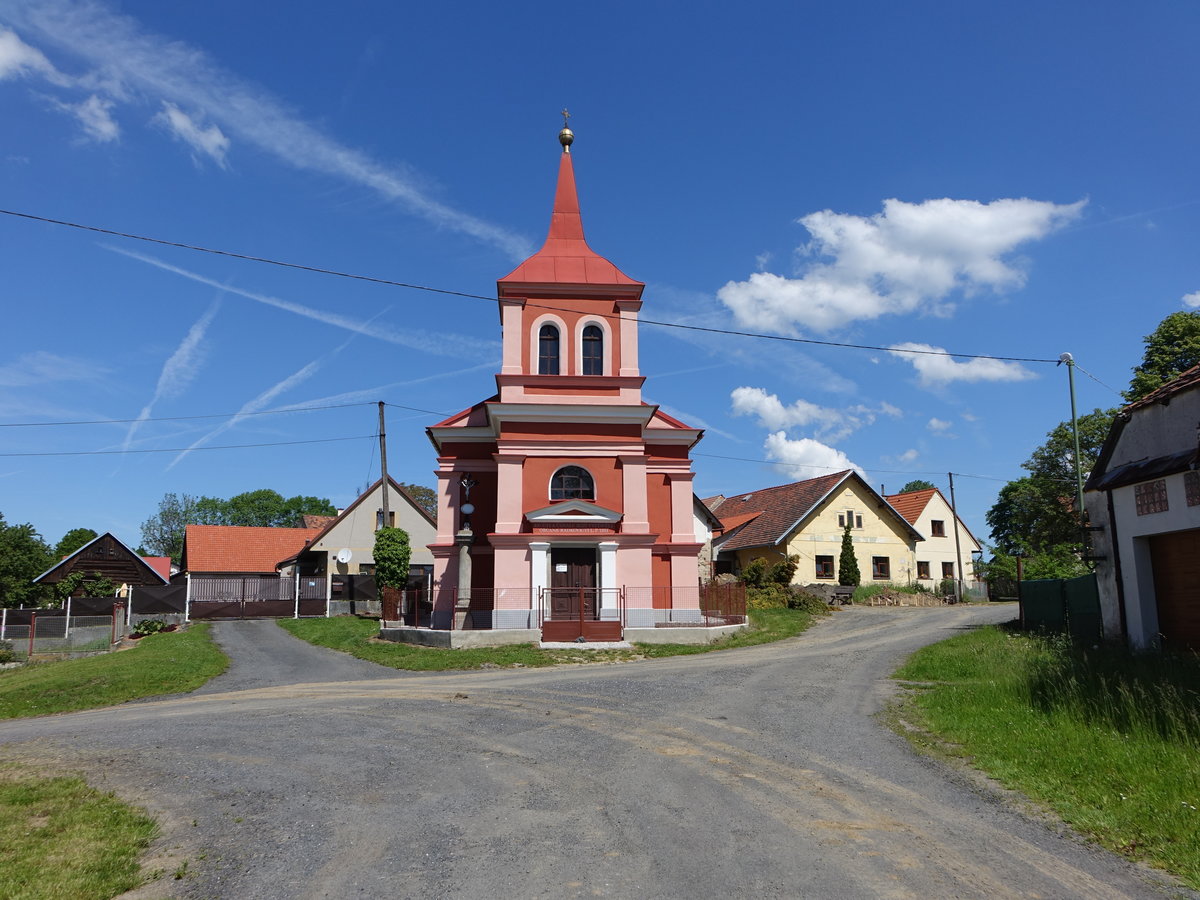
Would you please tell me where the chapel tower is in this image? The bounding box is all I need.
[427,122,704,639]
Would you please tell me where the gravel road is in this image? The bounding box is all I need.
[1,606,1191,899]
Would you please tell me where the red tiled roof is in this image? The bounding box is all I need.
[141,556,172,580]
[183,525,321,573]
[717,511,762,537]
[301,514,338,529]
[883,488,937,525]
[498,151,641,288]
[710,471,851,552]
[1124,362,1200,412]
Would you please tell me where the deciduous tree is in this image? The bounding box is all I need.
[898,479,936,493]
[54,528,98,560]
[1126,311,1200,402]
[0,513,54,608]
[398,483,437,518]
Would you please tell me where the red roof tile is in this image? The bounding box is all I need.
[710,471,852,552]
[883,488,937,525]
[141,556,172,580]
[183,525,321,573]
[499,151,641,288]
[1124,362,1200,412]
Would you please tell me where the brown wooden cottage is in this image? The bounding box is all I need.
[33,532,170,597]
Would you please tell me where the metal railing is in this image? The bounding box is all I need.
[2,608,126,659]
[383,584,747,631]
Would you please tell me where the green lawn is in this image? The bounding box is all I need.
[278,606,822,671]
[0,624,228,719]
[894,625,1200,889]
[0,765,157,900]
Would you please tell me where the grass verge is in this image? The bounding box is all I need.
[0,624,228,719]
[0,764,156,899]
[278,606,823,671]
[893,625,1200,889]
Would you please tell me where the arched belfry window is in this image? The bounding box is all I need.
[538,324,560,375]
[582,324,603,375]
[550,465,595,501]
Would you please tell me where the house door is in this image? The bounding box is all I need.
[1149,529,1200,650]
[549,548,597,621]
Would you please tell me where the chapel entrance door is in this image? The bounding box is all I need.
[543,547,621,641]
[549,548,597,620]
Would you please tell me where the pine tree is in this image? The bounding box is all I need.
[838,523,861,587]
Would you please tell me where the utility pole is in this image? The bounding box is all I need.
[948,472,965,603]
[1058,353,1088,556]
[378,401,390,529]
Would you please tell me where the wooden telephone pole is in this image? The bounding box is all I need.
[378,401,390,527]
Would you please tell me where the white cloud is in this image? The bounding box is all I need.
[123,296,221,452]
[0,350,99,386]
[154,102,229,167]
[1183,291,1200,309]
[927,417,952,433]
[718,197,1085,332]
[54,92,118,141]
[731,386,824,430]
[897,448,919,463]
[107,245,499,359]
[888,342,1037,387]
[731,386,900,442]
[763,431,864,479]
[0,26,63,81]
[0,2,532,259]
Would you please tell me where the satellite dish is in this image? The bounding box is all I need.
[336,548,353,564]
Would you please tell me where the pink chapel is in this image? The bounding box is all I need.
[426,123,711,641]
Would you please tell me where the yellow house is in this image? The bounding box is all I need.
[709,470,924,585]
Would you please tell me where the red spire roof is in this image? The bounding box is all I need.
[499,148,641,287]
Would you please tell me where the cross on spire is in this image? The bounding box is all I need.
[561,108,571,126]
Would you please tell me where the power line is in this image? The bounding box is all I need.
[692,451,1011,482]
[0,207,1059,365]
[1073,362,1123,399]
[0,400,374,428]
[0,434,375,458]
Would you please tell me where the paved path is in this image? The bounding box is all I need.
[1,608,1191,899]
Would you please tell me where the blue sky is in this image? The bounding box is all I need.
[2,0,1197,553]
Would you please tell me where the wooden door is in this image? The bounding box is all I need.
[1149,529,1200,650]
[549,548,596,620]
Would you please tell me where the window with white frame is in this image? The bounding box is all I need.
[538,323,560,375]
[581,324,603,375]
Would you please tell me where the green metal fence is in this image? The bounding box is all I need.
[1020,573,1100,643]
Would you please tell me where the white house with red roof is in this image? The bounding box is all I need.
[883,487,981,587]
[1084,363,1200,650]
[425,125,713,641]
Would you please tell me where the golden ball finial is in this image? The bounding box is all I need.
[559,108,573,152]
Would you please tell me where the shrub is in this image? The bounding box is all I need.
[0,640,14,664]
[740,558,769,588]
[132,619,169,637]
[767,555,799,585]
[747,584,831,614]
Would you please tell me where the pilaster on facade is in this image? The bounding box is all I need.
[619,454,650,533]
[668,471,698,544]
[492,453,526,533]
[616,298,642,378]
[499,296,526,375]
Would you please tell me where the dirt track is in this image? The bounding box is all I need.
[1,606,1192,899]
